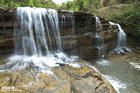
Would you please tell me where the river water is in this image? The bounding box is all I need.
[91,56,140,93]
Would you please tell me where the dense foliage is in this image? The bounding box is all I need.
[59,0,137,12]
[108,2,140,42]
[60,0,99,12]
[0,0,58,8]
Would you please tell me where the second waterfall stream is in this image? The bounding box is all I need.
[109,21,131,53]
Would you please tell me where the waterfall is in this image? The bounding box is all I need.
[1,7,77,71]
[95,16,102,36]
[60,10,76,54]
[61,10,75,34]
[14,7,62,56]
[62,15,66,25]
[109,21,131,54]
[95,17,104,59]
[68,11,75,34]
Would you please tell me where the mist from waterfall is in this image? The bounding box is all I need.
[109,22,131,54]
[95,17,104,59]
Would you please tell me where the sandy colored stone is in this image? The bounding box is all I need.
[0,63,117,93]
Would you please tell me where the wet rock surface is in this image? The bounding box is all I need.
[0,61,117,93]
[108,53,140,63]
[108,53,140,71]
[0,8,15,58]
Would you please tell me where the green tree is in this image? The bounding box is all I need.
[59,0,100,12]
[0,0,4,6]
[28,0,34,6]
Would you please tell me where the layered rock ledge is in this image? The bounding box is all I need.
[0,7,118,60]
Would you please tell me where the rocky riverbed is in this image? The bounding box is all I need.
[108,52,140,71]
[0,60,117,93]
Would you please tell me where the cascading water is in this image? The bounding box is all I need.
[60,10,77,55]
[61,10,75,34]
[109,21,131,54]
[68,11,75,34]
[0,7,78,72]
[14,7,63,55]
[95,17,102,36]
[95,16,105,59]
[62,15,66,26]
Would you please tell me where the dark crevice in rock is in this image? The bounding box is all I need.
[81,71,93,78]
[13,75,19,86]
[95,82,104,90]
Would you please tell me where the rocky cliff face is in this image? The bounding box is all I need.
[0,8,15,59]
[58,11,117,60]
[0,8,117,60]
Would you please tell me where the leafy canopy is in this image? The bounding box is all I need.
[0,0,58,8]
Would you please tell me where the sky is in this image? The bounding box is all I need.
[52,0,73,5]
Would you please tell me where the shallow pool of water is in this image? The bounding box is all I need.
[92,59,140,93]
